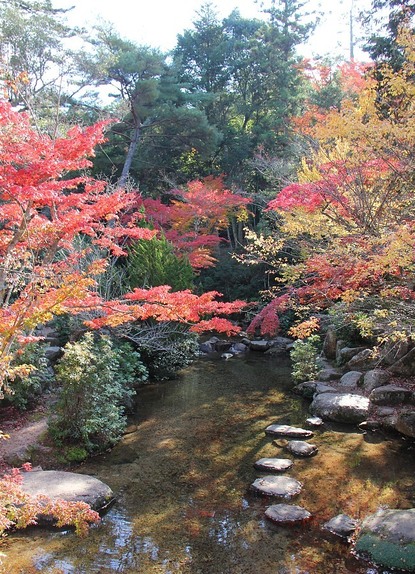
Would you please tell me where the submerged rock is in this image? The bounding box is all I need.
[265,424,314,438]
[306,416,323,427]
[253,458,294,472]
[353,508,415,572]
[250,475,302,498]
[310,393,369,424]
[265,503,311,524]
[21,470,114,513]
[284,440,318,457]
[323,513,359,539]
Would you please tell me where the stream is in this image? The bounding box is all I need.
[2,353,415,573]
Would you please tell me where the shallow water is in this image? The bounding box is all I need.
[2,353,415,574]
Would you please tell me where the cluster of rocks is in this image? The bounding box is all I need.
[199,335,293,358]
[250,421,415,572]
[294,327,415,439]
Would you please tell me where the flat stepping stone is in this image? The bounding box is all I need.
[265,504,312,524]
[21,470,114,512]
[253,458,293,472]
[251,475,302,498]
[265,424,314,438]
[284,440,318,457]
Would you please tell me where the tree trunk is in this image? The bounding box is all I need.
[118,123,141,188]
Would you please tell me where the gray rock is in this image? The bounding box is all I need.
[346,349,378,371]
[199,342,215,354]
[43,346,63,362]
[21,470,114,513]
[353,509,415,572]
[306,416,323,427]
[323,514,359,539]
[310,393,369,424]
[322,326,337,360]
[337,346,366,365]
[389,347,415,376]
[253,458,294,472]
[229,342,248,354]
[339,371,363,388]
[369,385,413,406]
[317,368,343,382]
[293,381,337,399]
[221,353,233,360]
[284,440,318,457]
[249,340,271,352]
[265,424,314,438]
[265,337,293,356]
[383,340,412,366]
[265,504,311,524]
[250,475,302,498]
[394,411,415,438]
[362,369,391,392]
[215,340,232,353]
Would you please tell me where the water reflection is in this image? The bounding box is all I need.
[2,354,413,573]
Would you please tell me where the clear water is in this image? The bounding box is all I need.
[2,354,415,574]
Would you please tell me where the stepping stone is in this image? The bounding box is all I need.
[253,458,293,472]
[323,513,359,539]
[265,424,314,438]
[265,504,312,524]
[251,475,302,498]
[21,470,114,512]
[284,440,318,457]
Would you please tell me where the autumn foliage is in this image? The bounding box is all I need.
[0,101,246,393]
[140,176,250,268]
[247,27,415,346]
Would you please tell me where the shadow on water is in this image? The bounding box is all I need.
[2,353,415,573]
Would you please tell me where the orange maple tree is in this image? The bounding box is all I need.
[140,176,250,268]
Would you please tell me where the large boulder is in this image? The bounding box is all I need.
[310,393,369,424]
[322,326,337,360]
[346,349,378,371]
[389,347,415,376]
[21,470,114,513]
[369,385,413,406]
[339,371,363,389]
[362,369,391,393]
[337,345,366,366]
[353,509,415,572]
[265,337,293,356]
[249,339,271,352]
[394,411,415,438]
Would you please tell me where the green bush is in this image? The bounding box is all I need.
[127,234,195,292]
[5,343,55,410]
[49,333,148,453]
[290,335,321,383]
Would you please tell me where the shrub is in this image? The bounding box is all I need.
[49,333,148,453]
[127,234,195,292]
[290,335,321,383]
[4,343,55,410]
